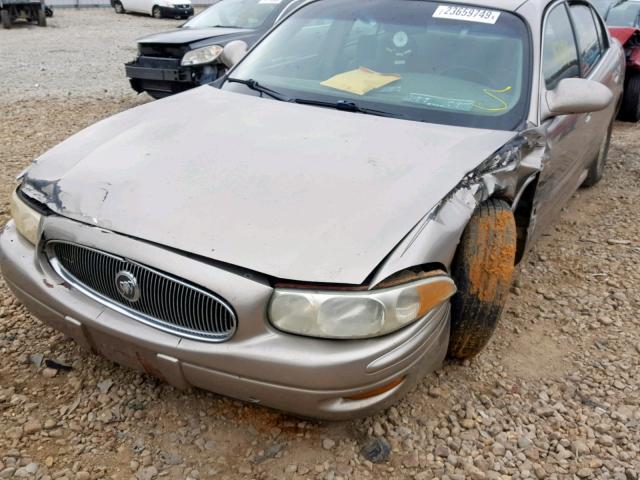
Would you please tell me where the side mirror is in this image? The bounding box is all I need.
[220,40,248,69]
[542,78,612,120]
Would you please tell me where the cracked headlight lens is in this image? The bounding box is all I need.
[269,275,456,339]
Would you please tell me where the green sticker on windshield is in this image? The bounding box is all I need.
[404,93,475,112]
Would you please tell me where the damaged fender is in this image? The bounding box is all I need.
[370,129,545,287]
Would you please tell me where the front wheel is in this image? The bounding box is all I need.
[152,5,162,18]
[618,71,640,122]
[448,198,517,359]
[1,9,11,29]
[37,8,46,26]
[114,1,125,13]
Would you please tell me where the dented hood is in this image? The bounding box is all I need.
[24,87,514,284]
[137,27,253,46]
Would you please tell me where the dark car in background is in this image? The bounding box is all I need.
[125,0,307,98]
[604,0,640,121]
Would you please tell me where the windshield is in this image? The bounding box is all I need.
[605,1,640,26]
[223,0,531,130]
[183,0,284,29]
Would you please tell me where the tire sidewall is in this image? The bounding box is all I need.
[1,9,11,29]
[448,198,517,359]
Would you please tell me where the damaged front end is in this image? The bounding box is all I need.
[125,43,227,99]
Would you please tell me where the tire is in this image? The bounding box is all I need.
[37,8,46,26]
[1,9,11,29]
[581,121,612,188]
[152,5,162,18]
[146,90,169,100]
[618,71,640,122]
[448,198,517,359]
[114,1,125,13]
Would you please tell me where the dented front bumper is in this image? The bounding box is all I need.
[0,217,450,420]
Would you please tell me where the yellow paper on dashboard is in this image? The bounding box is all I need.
[321,68,401,96]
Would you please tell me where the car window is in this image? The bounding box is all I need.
[275,0,304,23]
[591,0,614,17]
[605,1,640,27]
[592,6,608,51]
[570,4,604,75]
[542,3,580,89]
[183,0,284,30]
[226,0,531,131]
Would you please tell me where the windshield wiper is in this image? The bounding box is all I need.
[224,80,402,118]
[293,99,403,119]
[226,78,291,102]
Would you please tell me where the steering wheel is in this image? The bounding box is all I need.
[440,66,494,86]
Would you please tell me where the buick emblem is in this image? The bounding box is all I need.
[115,270,140,303]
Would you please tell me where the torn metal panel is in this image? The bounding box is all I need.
[370,131,544,287]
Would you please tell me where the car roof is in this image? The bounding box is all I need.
[436,0,530,11]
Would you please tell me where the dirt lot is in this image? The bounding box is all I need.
[0,8,197,100]
[1,9,640,480]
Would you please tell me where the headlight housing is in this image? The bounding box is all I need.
[181,45,224,66]
[9,189,42,245]
[269,275,456,339]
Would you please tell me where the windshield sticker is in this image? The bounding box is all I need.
[433,5,501,24]
[404,93,475,112]
[321,68,401,96]
[393,31,409,48]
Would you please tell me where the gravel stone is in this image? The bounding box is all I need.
[322,438,336,450]
[360,438,392,464]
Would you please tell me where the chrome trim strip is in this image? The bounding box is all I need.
[45,240,237,343]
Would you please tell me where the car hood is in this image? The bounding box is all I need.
[137,27,253,46]
[608,26,640,45]
[23,87,514,284]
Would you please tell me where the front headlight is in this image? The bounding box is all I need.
[269,275,456,339]
[181,45,224,66]
[9,189,42,245]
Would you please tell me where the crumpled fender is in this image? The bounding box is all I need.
[370,128,545,287]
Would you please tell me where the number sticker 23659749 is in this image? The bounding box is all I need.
[432,5,501,24]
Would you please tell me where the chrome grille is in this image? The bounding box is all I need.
[47,241,237,342]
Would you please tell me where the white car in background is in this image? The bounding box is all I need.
[111,0,194,19]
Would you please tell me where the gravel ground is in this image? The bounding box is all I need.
[1,10,640,480]
[0,8,200,101]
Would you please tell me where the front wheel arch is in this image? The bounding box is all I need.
[447,197,517,359]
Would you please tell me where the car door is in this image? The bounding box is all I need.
[121,0,142,13]
[568,1,621,164]
[531,1,587,238]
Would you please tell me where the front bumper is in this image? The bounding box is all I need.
[0,217,450,420]
[125,57,218,97]
[158,5,193,17]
